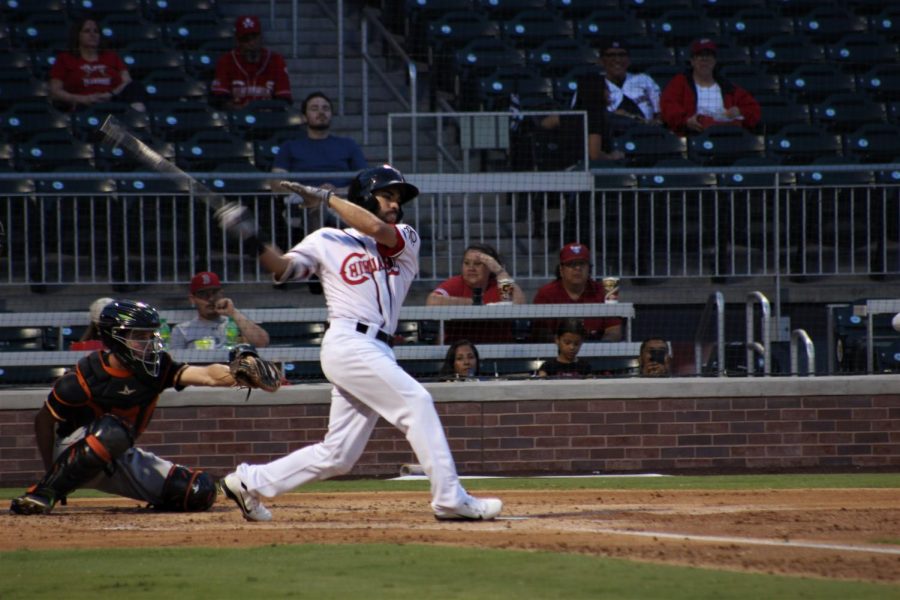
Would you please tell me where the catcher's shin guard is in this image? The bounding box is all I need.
[154,466,217,512]
[31,414,133,506]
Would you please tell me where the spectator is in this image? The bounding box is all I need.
[533,243,623,342]
[271,91,368,231]
[169,271,270,350]
[438,339,482,380]
[210,15,292,110]
[71,296,114,350]
[538,318,592,378]
[660,39,761,135]
[639,337,671,377]
[426,244,525,344]
[49,16,145,112]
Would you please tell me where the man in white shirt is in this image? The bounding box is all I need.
[600,39,661,124]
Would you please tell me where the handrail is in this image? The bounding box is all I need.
[863,299,900,373]
[693,291,725,376]
[360,7,417,159]
[746,291,771,375]
[790,329,816,376]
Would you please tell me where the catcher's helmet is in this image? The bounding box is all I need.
[98,299,163,378]
[347,165,419,219]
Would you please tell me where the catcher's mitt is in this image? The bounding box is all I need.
[229,344,282,394]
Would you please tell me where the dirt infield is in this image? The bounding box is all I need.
[3,489,899,583]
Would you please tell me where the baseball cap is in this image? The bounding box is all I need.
[601,39,628,54]
[560,242,590,264]
[190,271,221,294]
[89,297,114,324]
[691,38,717,55]
[235,15,261,36]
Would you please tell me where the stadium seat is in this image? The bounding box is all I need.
[827,33,899,74]
[812,93,887,133]
[0,0,65,23]
[164,12,233,50]
[716,156,795,188]
[140,70,207,105]
[252,133,295,171]
[575,8,646,50]
[782,64,855,104]
[0,101,70,143]
[475,0,547,19]
[649,9,720,47]
[766,123,841,164]
[796,6,866,44]
[491,358,542,378]
[95,134,174,172]
[401,0,474,54]
[175,130,254,171]
[452,38,525,94]
[184,48,218,80]
[0,366,67,385]
[99,14,163,49]
[0,143,14,169]
[72,103,151,142]
[755,93,810,134]
[549,0,619,19]
[0,75,48,112]
[612,124,686,167]
[142,0,218,23]
[500,9,573,50]
[870,5,900,43]
[622,0,692,19]
[857,63,900,103]
[590,356,640,377]
[27,48,58,79]
[718,63,780,96]
[687,125,765,166]
[844,123,900,163]
[694,0,765,18]
[201,163,270,196]
[262,322,326,347]
[639,157,717,188]
[0,174,34,195]
[550,62,599,107]
[755,34,825,74]
[281,361,326,382]
[526,38,597,78]
[474,66,554,111]
[69,0,141,17]
[12,14,68,50]
[149,100,228,142]
[16,131,95,171]
[795,155,874,187]
[120,45,185,80]
[721,8,793,45]
[620,38,675,72]
[425,11,500,95]
[771,0,822,17]
[0,49,32,73]
[228,100,304,141]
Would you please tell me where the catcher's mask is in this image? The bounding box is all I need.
[98,299,163,378]
[347,165,419,222]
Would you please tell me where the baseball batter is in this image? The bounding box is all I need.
[216,165,503,522]
[9,299,280,515]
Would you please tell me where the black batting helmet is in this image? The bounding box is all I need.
[347,165,419,219]
[98,299,163,378]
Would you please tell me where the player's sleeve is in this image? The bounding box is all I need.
[274,235,320,284]
[159,354,189,391]
[376,225,407,258]
[46,370,91,424]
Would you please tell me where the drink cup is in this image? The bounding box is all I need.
[602,277,620,304]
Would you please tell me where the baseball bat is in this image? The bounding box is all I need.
[98,115,228,212]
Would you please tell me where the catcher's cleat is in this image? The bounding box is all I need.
[221,472,272,522]
[9,492,55,515]
[434,495,503,521]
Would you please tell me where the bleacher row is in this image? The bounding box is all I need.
[383,0,900,172]
[0,0,313,178]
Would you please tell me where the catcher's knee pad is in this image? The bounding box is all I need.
[155,465,217,512]
[87,414,134,460]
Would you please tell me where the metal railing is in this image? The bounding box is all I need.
[693,291,725,376]
[790,329,816,376]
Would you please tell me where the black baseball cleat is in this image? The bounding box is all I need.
[9,493,55,515]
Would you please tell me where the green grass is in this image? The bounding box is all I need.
[0,544,896,600]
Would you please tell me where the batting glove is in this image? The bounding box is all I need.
[215,202,257,241]
[278,181,331,209]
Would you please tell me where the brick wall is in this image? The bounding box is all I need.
[2,378,898,487]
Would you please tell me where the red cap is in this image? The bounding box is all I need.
[190,271,221,294]
[691,38,717,55]
[235,15,261,36]
[560,243,590,264]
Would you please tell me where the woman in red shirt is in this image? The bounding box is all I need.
[49,16,144,112]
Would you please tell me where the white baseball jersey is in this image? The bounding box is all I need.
[605,72,661,121]
[276,224,420,335]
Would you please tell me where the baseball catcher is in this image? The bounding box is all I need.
[9,299,281,516]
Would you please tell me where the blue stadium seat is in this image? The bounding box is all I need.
[687,125,765,167]
[475,0,546,19]
[0,74,48,111]
[500,9,573,50]
[795,155,874,187]
[844,123,900,164]
[718,63,780,96]
[99,14,163,49]
[812,93,887,134]
[858,63,900,103]
[755,34,825,74]
[229,100,304,141]
[68,0,141,16]
[164,12,233,50]
[639,157,716,188]
[622,38,675,72]
[575,9,646,51]
[95,135,174,172]
[0,0,65,23]
[649,9,720,47]
[549,0,619,19]
[827,33,899,74]
[526,38,596,77]
[452,38,525,94]
[72,103,152,142]
[16,131,95,171]
[474,65,553,111]
[755,93,810,133]
[141,0,219,23]
[426,11,500,94]
[796,6,866,44]
[140,70,207,106]
[175,129,254,171]
[612,124,686,167]
[721,8,793,45]
[716,156,795,188]
[149,100,228,142]
[0,101,70,142]
[766,123,841,164]
[695,0,765,18]
[622,0,692,19]
[12,14,68,50]
[870,5,900,43]
[120,45,185,80]
[782,63,855,104]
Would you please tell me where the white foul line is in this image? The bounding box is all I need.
[591,528,900,556]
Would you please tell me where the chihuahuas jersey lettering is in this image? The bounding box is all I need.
[279,224,419,333]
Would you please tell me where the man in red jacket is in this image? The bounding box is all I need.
[210,15,293,110]
[660,39,760,135]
